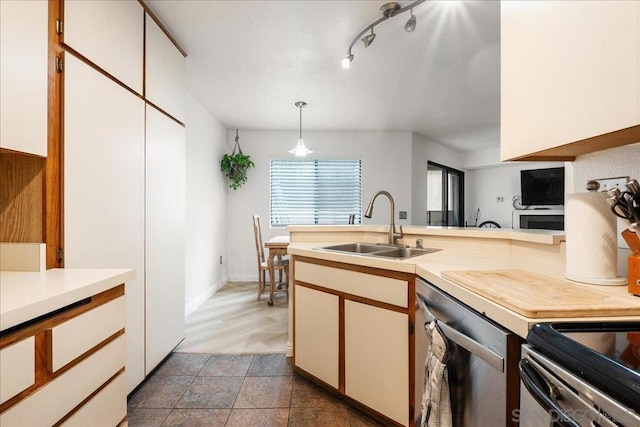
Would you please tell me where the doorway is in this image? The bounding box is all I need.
[426,162,464,226]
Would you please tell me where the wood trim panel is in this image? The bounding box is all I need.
[338,296,345,394]
[507,124,640,161]
[0,153,44,243]
[138,0,187,57]
[45,0,64,268]
[407,277,415,423]
[0,284,125,348]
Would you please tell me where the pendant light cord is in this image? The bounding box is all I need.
[299,105,303,140]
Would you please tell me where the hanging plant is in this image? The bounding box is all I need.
[221,129,254,190]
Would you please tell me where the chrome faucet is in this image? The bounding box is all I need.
[364,190,404,245]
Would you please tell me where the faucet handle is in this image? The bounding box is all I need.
[416,238,423,249]
[394,224,404,240]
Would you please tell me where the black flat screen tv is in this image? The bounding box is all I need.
[520,167,565,206]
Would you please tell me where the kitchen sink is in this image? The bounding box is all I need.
[370,247,441,258]
[315,243,441,259]
[319,242,394,253]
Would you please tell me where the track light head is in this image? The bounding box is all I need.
[405,10,416,32]
[361,28,376,48]
[342,52,354,69]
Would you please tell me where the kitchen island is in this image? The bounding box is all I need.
[286,225,640,426]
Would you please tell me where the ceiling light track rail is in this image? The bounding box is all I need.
[342,0,426,68]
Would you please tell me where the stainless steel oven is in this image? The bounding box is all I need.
[415,278,521,426]
[519,322,640,427]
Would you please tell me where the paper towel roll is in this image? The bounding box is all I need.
[565,192,626,286]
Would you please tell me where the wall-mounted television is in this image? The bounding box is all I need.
[520,167,565,206]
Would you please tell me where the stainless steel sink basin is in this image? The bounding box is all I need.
[319,242,392,254]
[315,243,441,259]
[370,247,441,259]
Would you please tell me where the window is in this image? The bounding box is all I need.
[426,161,464,226]
[270,159,362,226]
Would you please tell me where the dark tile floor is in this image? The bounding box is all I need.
[127,353,383,426]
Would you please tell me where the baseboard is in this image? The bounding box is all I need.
[184,276,227,316]
[227,274,258,282]
[286,340,293,358]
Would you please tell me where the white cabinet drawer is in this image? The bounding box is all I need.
[61,372,126,427]
[48,296,126,372]
[0,335,125,426]
[0,337,35,405]
[295,261,408,307]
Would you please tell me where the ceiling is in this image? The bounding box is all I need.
[146,0,501,152]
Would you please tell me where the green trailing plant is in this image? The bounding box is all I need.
[221,130,254,190]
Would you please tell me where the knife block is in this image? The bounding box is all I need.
[622,230,640,296]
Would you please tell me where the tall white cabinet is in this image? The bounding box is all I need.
[145,105,186,373]
[62,1,186,393]
[64,54,146,393]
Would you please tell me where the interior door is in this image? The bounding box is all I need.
[427,162,464,226]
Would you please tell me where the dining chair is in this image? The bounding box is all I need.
[252,215,288,302]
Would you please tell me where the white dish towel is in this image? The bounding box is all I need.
[421,320,453,427]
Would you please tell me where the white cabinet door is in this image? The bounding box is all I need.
[64,54,145,394]
[0,0,48,157]
[145,105,185,373]
[294,285,339,388]
[145,13,185,123]
[64,0,144,94]
[344,300,409,426]
[501,1,640,160]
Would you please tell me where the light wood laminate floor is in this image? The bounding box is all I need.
[174,281,289,354]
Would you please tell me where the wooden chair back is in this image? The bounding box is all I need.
[252,215,265,265]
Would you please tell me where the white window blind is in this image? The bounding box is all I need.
[270,159,362,226]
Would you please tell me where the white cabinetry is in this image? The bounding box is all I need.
[294,286,339,388]
[64,54,146,393]
[145,105,186,372]
[344,300,409,426]
[145,13,186,122]
[0,0,48,157]
[0,286,126,426]
[293,259,413,425]
[64,0,144,94]
[501,1,640,161]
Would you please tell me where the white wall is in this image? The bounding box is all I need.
[225,130,413,280]
[411,133,466,226]
[464,161,565,228]
[184,93,228,314]
[568,142,640,256]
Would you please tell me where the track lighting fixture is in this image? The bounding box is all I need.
[288,101,313,157]
[342,0,425,68]
[361,28,376,47]
[405,9,416,32]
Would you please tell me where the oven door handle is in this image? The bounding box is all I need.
[519,359,580,427]
[419,296,504,372]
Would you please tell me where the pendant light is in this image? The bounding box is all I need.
[288,101,313,157]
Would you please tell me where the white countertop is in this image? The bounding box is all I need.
[1,268,135,332]
[288,242,639,338]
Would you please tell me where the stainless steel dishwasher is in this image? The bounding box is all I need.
[415,278,521,426]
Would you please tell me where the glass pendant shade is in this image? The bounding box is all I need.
[288,139,313,157]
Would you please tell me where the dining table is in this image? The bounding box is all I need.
[265,235,290,305]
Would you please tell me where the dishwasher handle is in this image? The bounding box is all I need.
[419,296,504,372]
[519,359,580,427]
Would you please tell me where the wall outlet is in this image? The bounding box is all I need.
[219,256,223,264]
[399,211,407,220]
[592,176,629,192]
[496,196,504,203]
